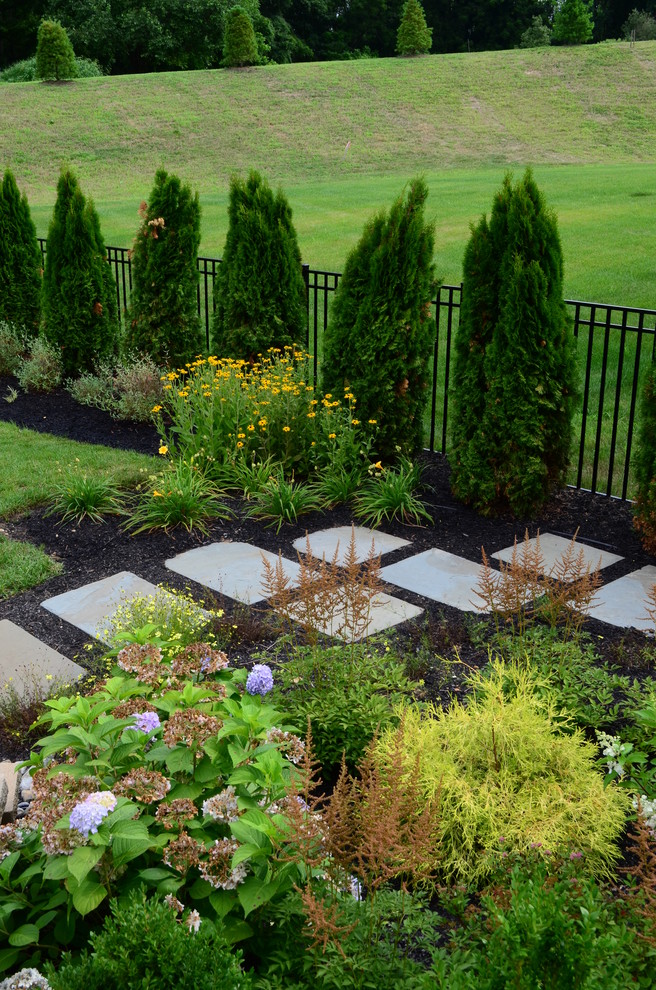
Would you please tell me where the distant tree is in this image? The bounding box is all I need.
[42,169,119,376]
[35,18,78,80]
[396,0,432,54]
[519,15,553,47]
[322,178,436,458]
[623,8,656,39]
[223,6,260,65]
[449,170,578,517]
[0,0,47,69]
[125,170,202,367]
[633,365,656,553]
[45,0,116,71]
[212,171,306,359]
[552,0,594,44]
[0,170,42,335]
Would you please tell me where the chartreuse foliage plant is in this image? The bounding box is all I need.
[0,634,308,975]
[35,19,77,81]
[633,365,656,553]
[41,169,119,377]
[396,0,432,55]
[449,169,578,516]
[0,171,41,335]
[375,659,628,886]
[125,171,202,367]
[321,178,436,459]
[211,172,306,360]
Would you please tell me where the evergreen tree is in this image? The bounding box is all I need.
[211,171,306,360]
[223,6,259,66]
[396,0,432,55]
[519,15,553,47]
[449,169,578,517]
[35,18,78,80]
[322,178,436,458]
[552,0,594,44]
[633,365,656,552]
[0,170,42,334]
[41,169,119,376]
[125,170,202,367]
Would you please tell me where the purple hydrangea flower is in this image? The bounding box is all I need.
[246,663,274,696]
[133,711,161,734]
[69,792,117,838]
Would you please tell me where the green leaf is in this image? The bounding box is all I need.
[237,875,281,916]
[220,918,253,944]
[8,923,40,947]
[209,888,237,919]
[67,845,105,884]
[43,857,70,881]
[230,820,269,848]
[137,867,173,882]
[232,842,264,866]
[239,807,279,836]
[72,878,107,916]
[165,747,195,774]
[112,836,153,868]
[0,947,19,974]
[0,851,19,880]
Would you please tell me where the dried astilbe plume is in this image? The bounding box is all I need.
[622,807,656,946]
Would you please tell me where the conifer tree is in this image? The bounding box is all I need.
[633,366,656,552]
[322,178,436,458]
[552,0,594,44]
[449,169,579,517]
[211,171,306,360]
[125,170,202,367]
[396,0,432,56]
[0,169,42,334]
[223,6,259,67]
[41,169,119,376]
[35,19,78,80]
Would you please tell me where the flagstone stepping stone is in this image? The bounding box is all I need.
[492,532,622,574]
[166,542,302,604]
[0,619,84,697]
[0,761,20,823]
[380,548,490,612]
[41,572,185,643]
[290,590,423,643]
[292,526,410,565]
[587,565,656,633]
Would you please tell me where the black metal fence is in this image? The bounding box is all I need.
[37,238,656,502]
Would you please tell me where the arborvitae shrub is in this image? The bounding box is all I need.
[125,170,202,367]
[223,6,259,67]
[321,178,436,459]
[633,365,656,552]
[519,15,552,48]
[396,0,432,56]
[211,171,306,360]
[552,0,594,44]
[35,19,78,80]
[449,169,578,516]
[41,169,119,377]
[0,170,42,334]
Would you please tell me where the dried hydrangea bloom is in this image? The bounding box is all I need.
[114,768,171,803]
[171,643,229,679]
[0,967,52,990]
[0,823,23,863]
[162,709,222,748]
[202,786,240,823]
[155,798,198,830]
[116,642,164,685]
[163,893,184,913]
[198,838,248,890]
[184,909,202,933]
[162,831,202,874]
[112,698,158,719]
[265,727,306,764]
[246,663,274,696]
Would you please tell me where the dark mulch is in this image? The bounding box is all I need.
[1,373,655,760]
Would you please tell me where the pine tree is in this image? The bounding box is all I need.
[322,178,436,458]
[35,19,78,81]
[552,0,594,45]
[125,170,202,367]
[41,169,119,376]
[0,169,42,334]
[449,169,579,517]
[633,366,656,552]
[223,6,259,67]
[211,171,306,360]
[396,0,432,56]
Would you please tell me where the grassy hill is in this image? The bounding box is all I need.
[2,41,656,304]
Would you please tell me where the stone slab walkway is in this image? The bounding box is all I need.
[492,532,623,573]
[166,542,302,604]
[0,619,84,695]
[381,548,491,612]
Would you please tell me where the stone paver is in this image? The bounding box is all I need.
[292,525,410,565]
[166,542,302,604]
[41,572,178,643]
[588,565,656,632]
[0,619,84,696]
[291,591,423,643]
[0,761,20,823]
[381,548,490,612]
[492,532,622,574]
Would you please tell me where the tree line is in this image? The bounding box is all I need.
[2,0,655,74]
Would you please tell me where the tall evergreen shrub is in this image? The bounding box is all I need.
[211,171,306,360]
[449,169,578,517]
[321,178,436,458]
[125,170,202,367]
[552,0,594,44]
[35,19,78,80]
[223,6,259,67]
[0,169,42,334]
[41,169,119,376]
[633,366,656,552]
[396,0,432,55]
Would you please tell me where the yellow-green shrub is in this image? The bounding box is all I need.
[375,660,628,886]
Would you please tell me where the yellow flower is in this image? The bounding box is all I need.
[237,433,246,439]
[351,419,360,425]
[373,461,383,470]
[307,412,316,419]
[247,424,255,432]
[158,445,168,455]
[325,393,332,399]
[368,419,377,425]
[328,433,336,439]
[153,490,164,497]
[151,405,162,413]
[283,426,291,432]
[237,441,244,448]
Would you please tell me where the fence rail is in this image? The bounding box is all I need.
[37,238,656,502]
